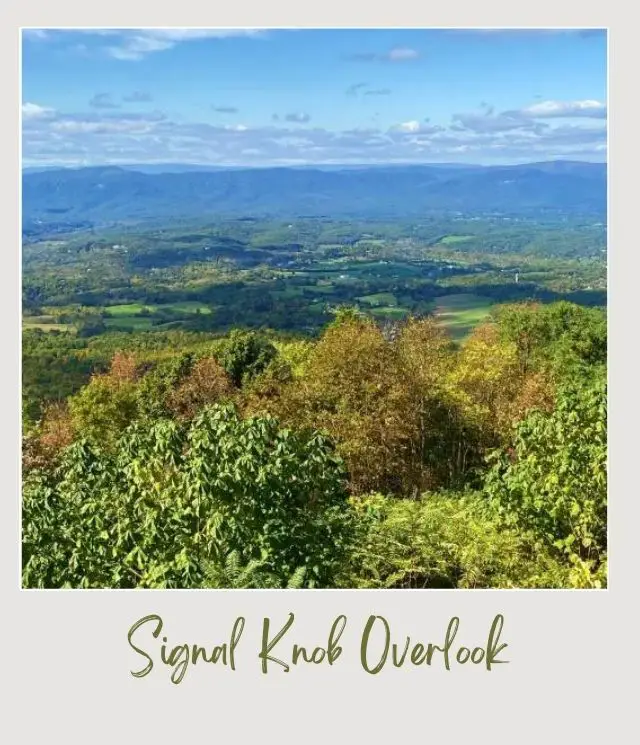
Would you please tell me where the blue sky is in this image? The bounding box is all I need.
[21,28,607,167]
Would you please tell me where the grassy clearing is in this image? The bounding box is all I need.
[357,292,398,307]
[302,284,337,295]
[104,317,156,330]
[25,315,57,324]
[432,293,493,340]
[105,302,213,317]
[23,322,74,333]
[369,306,410,320]
[105,303,149,316]
[439,235,474,245]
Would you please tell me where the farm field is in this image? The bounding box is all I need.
[22,217,606,347]
[357,292,399,306]
[439,235,474,245]
[431,293,494,340]
[22,321,73,333]
[105,301,213,316]
[103,301,214,330]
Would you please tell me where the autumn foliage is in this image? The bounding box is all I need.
[22,303,607,589]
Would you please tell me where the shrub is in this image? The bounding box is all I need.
[484,371,607,584]
[22,403,354,588]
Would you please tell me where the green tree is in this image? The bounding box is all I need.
[494,301,607,377]
[484,370,606,586]
[219,330,277,387]
[67,363,139,450]
[22,403,354,589]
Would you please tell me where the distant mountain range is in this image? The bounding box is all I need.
[22,161,607,225]
[22,162,485,174]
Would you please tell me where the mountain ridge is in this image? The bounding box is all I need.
[22,161,607,225]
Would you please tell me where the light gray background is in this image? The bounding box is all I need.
[3,3,637,743]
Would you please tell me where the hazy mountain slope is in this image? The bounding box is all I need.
[22,162,606,224]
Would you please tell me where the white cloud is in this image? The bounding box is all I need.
[90,28,265,60]
[452,99,608,135]
[22,28,267,61]
[21,102,55,120]
[50,119,155,135]
[347,47,420,63]
[393,120,421,133]
[22,29,49,41]
[519,99,607,119]
[452,111,537,133]
[389,121,441,135]
[387,47,419,61]
[135,29,263,41]
[106,35,174,61]
[21,103,607,167]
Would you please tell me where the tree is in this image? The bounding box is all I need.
[484,370,607,586]
[167,356,234,420]
[275,314,421,494]
[76,316,107,338]
[67,353,140,449]
[218,330,277,387]
[27,401,75,469]
[494,301,607,377]
[448,322,553,438]
[395,316,460,489]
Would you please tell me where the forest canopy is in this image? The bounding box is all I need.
[22,300,607,589]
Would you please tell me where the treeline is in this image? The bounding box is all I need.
[22,301,607,590]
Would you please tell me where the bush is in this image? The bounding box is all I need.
[484,371,607,585]
[341,491,583,589]
[22,403,354,588]
[218,330,277,387]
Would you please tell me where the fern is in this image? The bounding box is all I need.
[201,550,307,589]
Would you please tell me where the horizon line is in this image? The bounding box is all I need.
[22,158,608,170]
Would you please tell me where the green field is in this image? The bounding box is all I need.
[22,313,75,333]
[302,284,336,295]
[105,301,212,317]
[104,317,156,330]
[23,321,73,333]
[432,293,494,340]
[104,303,149,316]
[439,235,474,245]
[357,292,398,307]
[370,306,410,320]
